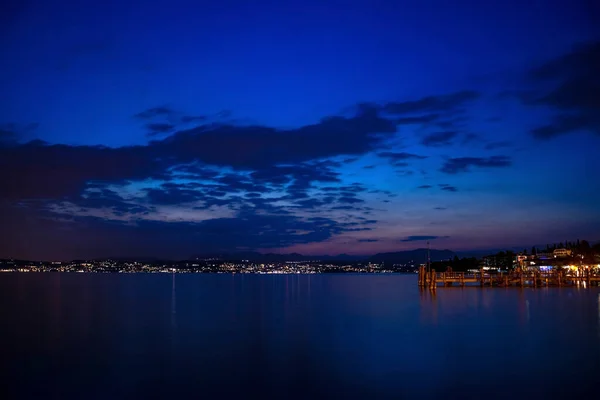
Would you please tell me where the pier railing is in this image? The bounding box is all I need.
[417,266,600,289]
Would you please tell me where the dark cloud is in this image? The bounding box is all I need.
[421,131,459,147]
[434,115,469,130]
[181,115,207,123]
[363,165,376,169]
[433,207,447,210]
[484,141,512,150]
[530,41,599,81]
[531,113,600,139]
[73,188,152,216]
[439,184,458,192]
[417,185,432,189]
[155,106,396,170]
[400,235,449,242]
[338,196,364,204]
[395,114,440,124]
[524,41,600,138]
[0,127,16,142]
[0,141,169,201]
[1,207,364,259]
[377,152,428,167]
[0,122,39,143]
[357,238,378,243]
[0,91,487,258]
[440,156,511,174]
[134,106,174,120]
[146,123,176,136]
[461,133,480,145]
[330,205,361,211]
[145,185,205,205]
[383,91,479,114]
[0,106,394,202]
[377,151,427,160]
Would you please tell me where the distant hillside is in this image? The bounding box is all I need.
[190,249,454,263]
[369,248,455,264]
[190,251,368,262]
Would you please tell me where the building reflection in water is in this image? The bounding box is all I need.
[171,272,176,331]
[418,288,438,326]
[49,273,62,354]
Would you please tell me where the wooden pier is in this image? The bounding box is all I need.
[417,266,600,289]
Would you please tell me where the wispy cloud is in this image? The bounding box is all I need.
[400,235,449,242]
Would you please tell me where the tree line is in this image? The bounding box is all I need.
[430,239,599,272]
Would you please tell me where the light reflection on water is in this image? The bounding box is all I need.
[1,273,599,399]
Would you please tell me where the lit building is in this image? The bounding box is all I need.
[553,248,572,258]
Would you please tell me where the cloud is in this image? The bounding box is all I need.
[484,141,512,150]
[155,107,397,170]
[440,156,511,174]
[439,184,458,192]
[378,151,427,160]
[357,238,378,243]
[523,41,600,138]
[0,106,398,202]
[417,185,432,189]
[134,106,174,120]
[531,113,600,139]
[146,123,176,136]
[400,235,449,242]
[0,127,16,142]
[421,131,459,147]
[461,133,480,145]
[383,91,479,114]
[378,152,427,167]
[433,207,447,210]
[0,122,39,143]
[144,184,206,205]
[395,114,440,124]
[338,196,364,204]
[181,115,207,123]
[0,90,489,258]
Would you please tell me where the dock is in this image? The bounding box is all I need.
[417,266,600,289]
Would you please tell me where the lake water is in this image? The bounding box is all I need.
[1,273,599,399]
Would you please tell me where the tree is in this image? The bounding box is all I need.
[580,240,591,252]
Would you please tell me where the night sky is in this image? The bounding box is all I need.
[1,0,599,260]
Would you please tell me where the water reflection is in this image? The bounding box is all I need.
[1,274,599,399]
[171,272,176,326]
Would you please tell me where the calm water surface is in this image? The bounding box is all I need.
[1,273,599,399]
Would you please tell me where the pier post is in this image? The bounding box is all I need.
[429,269,437,290]
[520,270,524,287]
[479,268,484,287]
[586,268,591,286]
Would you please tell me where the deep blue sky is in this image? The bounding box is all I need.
[1,0,599,259]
